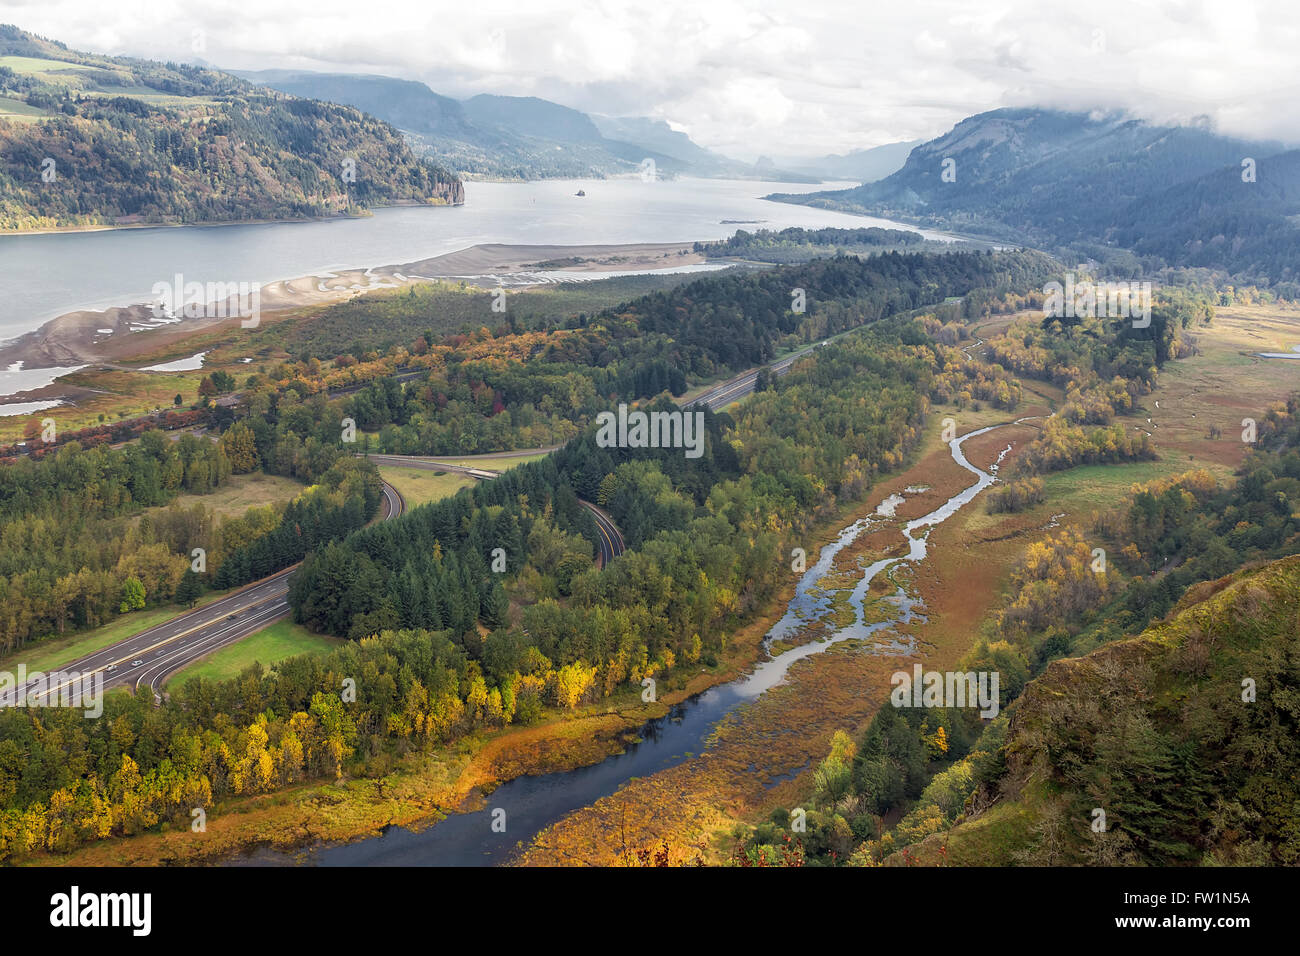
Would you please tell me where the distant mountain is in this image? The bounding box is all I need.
[0,26,462,231]
[236,70,478,142]
[236,70,815,183]
[770,107,1295,283]
[779,139,922,183]
[462,94,603,143]
[1114,149,1300,285]
[591,115,718,165]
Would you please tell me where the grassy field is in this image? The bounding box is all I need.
[0,94,45,122]
[1108,304,1300,475]
[423,453,548,472]
[0,54,88,76]
[378,466,477,507]
[163,620,343,688]
[0,367,207,441]
[133,471,304,523]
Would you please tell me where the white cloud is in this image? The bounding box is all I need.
[3,0,1297,159]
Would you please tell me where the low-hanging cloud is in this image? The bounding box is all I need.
[4,0,1296,159]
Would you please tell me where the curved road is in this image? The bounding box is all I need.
[6,342,799,708]
[367,453,625,567]
[1,480,405,706]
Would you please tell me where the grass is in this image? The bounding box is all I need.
[422,453,548,472]
[163,620,343,688]
[0,55,89,75]
[378,466,477,507]
[1040,460,1196,511]
[0,95,46,121]
[83,89,216,107]
[0,367,207,440]
[0,594,224,674]
[135,472,304,522]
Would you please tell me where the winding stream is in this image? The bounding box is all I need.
[241,422,1015,866]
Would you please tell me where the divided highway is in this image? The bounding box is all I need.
[2,344,803,708]
[690,341,823,411]
[0,480,405,705]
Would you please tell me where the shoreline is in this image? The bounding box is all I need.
[0,198,462,239]
[0,240,712,399]
[29,412,1012,867]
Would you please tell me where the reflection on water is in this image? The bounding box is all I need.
[236,424,1010,867]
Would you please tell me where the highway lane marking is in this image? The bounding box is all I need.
[132,602,288,691]
[18,480,401,703]
[24,590,290,703]
[133,602,289,694]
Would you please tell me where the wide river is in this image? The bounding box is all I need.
[0,177,945,346]
[238,422,1015,866]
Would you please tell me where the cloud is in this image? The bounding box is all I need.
[4,0,1297,159]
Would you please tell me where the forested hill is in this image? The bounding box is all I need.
[770,107,1299,288]
[929,551,1300,866]
[0,26,463,231]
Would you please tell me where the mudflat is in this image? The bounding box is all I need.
[0,241,704,398]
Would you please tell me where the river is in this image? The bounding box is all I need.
[239,421,1015,866]
[0,177,948,345]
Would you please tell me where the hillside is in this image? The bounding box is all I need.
[1115,148,1300,286]
[901,553,1300,866]
[237,69,813,182]
[0,26,463,231]
[771,107,1297,284]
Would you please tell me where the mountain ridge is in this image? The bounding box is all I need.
[0,26,463,231]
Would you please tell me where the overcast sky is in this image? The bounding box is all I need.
[2,0,1297,159]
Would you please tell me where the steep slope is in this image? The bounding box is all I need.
[237,69,813,182]
[770,107,1287,271]
[902,554,1300,866]
[0,26,463,230]
[1115,149,1300,285]
[236,70,480,142]
[462,93,603,144]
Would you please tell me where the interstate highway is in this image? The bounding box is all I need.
[0,480,404,705]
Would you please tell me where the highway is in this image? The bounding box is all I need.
[689,340,824,410]
[0,480,405,706]
[3,341,802,708]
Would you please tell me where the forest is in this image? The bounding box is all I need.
[0,26,461,230]
[693,226,925,263]
[733,396,1300,867]
[0,396,381,652]
[0,311,975,860]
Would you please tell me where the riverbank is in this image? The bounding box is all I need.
[25,404,1022,867]
[0,199,467,238]
[29,564,807,866]
[514,414,1033,865]
[0,240,706,393]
